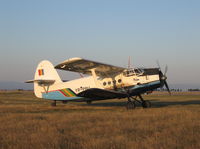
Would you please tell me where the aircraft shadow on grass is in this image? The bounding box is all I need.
[84,99,200,108]
[152,100,200,108]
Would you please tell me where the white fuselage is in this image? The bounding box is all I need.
[31,59,162,100]
[48,71,159,94]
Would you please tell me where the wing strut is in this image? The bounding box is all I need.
[42,85,50,94]
[90,69,101,88]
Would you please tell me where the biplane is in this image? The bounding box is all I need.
[26,57,170,109]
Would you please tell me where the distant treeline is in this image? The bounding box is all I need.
[157,88,200,92]
[188,89,200,91]
[0,89,33,91]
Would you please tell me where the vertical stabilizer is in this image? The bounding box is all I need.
[33,60,62,98]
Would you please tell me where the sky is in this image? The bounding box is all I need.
[0,0,200,87]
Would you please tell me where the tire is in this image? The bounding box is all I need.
[126,101,136,110]
[142,100,151,108]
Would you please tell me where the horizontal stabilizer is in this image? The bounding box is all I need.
[25,79,55,85]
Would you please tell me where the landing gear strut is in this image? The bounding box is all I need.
[126,93,136,110]
[126,100,136,109]
[138,94,151,108]
[126,94,151,109]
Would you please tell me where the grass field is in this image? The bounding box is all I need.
[0,91,200,149]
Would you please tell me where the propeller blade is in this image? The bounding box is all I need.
[164,80,171,95]
[157,62,170,95]
[156,60,161,70]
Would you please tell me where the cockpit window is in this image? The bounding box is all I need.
[123,68,144,77]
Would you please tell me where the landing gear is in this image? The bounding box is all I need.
[126,93,136,109]
[141,100,151,108]
[126,101,135,109]
[51,100,56,107]
[126,94,151,109]
[138,94,151,108]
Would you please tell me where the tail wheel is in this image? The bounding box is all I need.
[142,100,151,108]
[126,101,136,110]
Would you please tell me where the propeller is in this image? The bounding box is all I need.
[128,56,131,69]
[156,60,161,70]
[164,65,168,76]
[157,61,171,95]
[164,80,171,95]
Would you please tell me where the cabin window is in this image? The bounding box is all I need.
[108,81,111,85]
[103,82,107,86]
[118,79,122,83]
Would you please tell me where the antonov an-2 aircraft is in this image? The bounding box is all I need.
[26,57,170,109]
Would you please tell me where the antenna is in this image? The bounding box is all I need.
[128,56,131,69]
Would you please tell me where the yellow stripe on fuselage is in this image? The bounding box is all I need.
[62,89,74,97]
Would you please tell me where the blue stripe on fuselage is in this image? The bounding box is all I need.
[131,80,161,89]
[42,91,83,101]
[128,80,161,96]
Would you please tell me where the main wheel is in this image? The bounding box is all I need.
[126,101,136,110]
[142,100,151,108]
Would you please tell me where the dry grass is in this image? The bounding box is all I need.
[0,91,200,149]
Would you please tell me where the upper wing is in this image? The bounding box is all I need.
[77,88,127,100]
[55,57,125,76]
